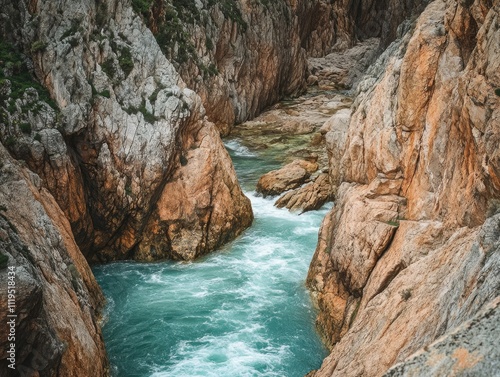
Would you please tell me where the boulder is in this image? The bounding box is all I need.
[275,173,332,213]
[256,160,319,197]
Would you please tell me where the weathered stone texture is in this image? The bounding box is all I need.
[308,1,500,376]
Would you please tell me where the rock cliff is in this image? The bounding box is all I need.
[0,0,252,262]
[143,0,336,134]
[308,0,500,376]
[141,0,431,134]
[0,144,108,376]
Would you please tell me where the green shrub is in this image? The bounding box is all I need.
[19,123,32,134]
[208,0,247,30]
[400,289,412,301]
[386,220,400,227]
[99,89,111,98]
[118,46,134,76]
[0,253,8,269]
[96,1,108,29]
[495,88,500,97]
[132,0,153,17]
[208,63,218,76]
[4,135,16,147]
[34,133,42,142]
[61,19,82,40]
[149,87,161,103]
[101,58,116,78]
[124,99,158,123]
[0,42,57,109]
[69,37,80,48]
[31,40,48,53]
[205,36,214,51]
[7,101,16,113]
[180,154,188,166]
[139,100,157,123]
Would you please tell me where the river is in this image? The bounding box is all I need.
[93,97,336,377]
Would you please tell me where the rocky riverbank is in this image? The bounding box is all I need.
[0,0,499,375]
[227,87,353,213]
[306,1,500,376]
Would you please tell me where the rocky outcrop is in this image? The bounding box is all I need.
[136,123,253,260]
[256,159,318,197]
[308,38,380,90]
[0,0,252,261]
[275,173,332,213]
[142,0,335,134]
[308,0,500,376]
[141,0,430,135]
[0,144,108,376]
[384,297,500,377]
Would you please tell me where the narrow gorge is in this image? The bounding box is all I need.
[0,0,499,376]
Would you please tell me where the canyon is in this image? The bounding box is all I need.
[0,0,499,376]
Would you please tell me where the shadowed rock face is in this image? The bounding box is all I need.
[146,0,336,135]
[144,0,431,135]
[0,0,252,262]
[308,1,500,376]
[0,144,108,376]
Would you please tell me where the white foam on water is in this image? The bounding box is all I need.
[94,148,332,377]
[224,139,257,157]
[150,331,290,377]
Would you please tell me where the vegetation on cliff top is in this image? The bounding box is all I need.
[0,41,56,109]
[132,0,245,74]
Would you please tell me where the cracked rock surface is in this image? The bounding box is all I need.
[308,1,500,376]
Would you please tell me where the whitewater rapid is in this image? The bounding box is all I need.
[94,139,329,377]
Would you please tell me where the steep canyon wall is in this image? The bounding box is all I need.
[308,0,500,375]
[0,0,253,263]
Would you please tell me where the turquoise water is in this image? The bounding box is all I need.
[93,139,330,377]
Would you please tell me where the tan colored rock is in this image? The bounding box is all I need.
[0,144,108,375]
[384,297,500,377]
[256,159,318,197]
[280,119,316,135]
[136,122,253,261]
[323,108,352,195]
[309,1,500,376]
[0,0,253,262]
[275,173,332,213]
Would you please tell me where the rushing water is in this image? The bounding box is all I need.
[93,139,330,377]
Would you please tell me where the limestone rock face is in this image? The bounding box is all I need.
[256,159,318,198]
[0,144,107,376]
[308,1,500,376]
[145,0,336,134]
[144,0,429,135]
[308,38,380,90]
[0,0,252,261]
[384,297,500,377]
